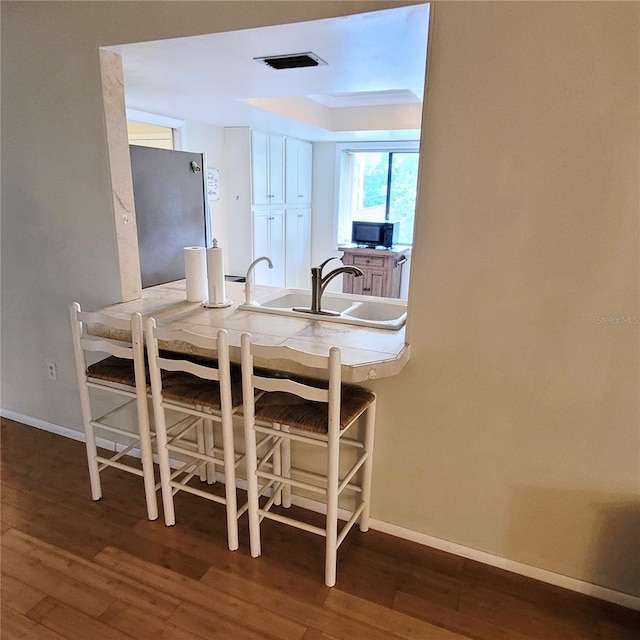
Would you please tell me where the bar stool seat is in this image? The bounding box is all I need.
[254,380,375,433]
[161,367,244,410]
[87,356,140,388]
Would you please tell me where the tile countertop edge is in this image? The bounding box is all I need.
[349,343,411,383]
[89,280,410,383]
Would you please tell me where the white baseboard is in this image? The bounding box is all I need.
[368,519,640,611]
[2,408,638,611]
[1,409,114,449]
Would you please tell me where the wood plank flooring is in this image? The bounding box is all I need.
[1,418,639,639]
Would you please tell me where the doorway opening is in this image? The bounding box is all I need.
[99,4,430,302]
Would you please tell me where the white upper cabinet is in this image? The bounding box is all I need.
[285,138,313,205]
[252,131,285,206]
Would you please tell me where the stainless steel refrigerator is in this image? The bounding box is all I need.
[130,145,209,289]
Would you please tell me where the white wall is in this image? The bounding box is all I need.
[181,120,229,264]
[2,0,638,598]
[310,142,342,289]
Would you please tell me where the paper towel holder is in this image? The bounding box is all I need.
[203,300,233,308]
[203,239,233,309]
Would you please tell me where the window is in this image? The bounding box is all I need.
[336,143,419,246]
[127,121,175,150]
[125,109,184,150]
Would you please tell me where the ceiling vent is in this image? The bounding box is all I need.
[254,52,327,70]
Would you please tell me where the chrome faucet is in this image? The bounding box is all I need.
[294,257,363,316]
[244,256,273,306]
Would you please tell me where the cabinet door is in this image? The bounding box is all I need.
[268,209,286,286]
[285,207,311,288]
[252,210,271,284]
[297,140,313,203]
[368,269,388,297]
[344,272,364,295]
[268,135,285,205]
[286,138,313,205]
[251,131,270,206]
[253,209,285,287]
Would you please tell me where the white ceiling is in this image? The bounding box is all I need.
[106,4,430,142]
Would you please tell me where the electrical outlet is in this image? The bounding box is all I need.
[47,361,58,381]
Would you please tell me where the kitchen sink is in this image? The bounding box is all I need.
[258,292,353,314]
[238,289,407,330]
[340,301,407,322]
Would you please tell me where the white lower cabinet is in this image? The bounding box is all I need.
[285,208,311,289]
[252,209,285,286]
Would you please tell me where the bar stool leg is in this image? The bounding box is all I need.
[146,323,176,527]
[136,393,159,521]
[273,423,282,506]
[80,396,102,502]
[281,424,292,508]
[325,427,340,588]
[196,419,207,482]
[221,413,239,551]
[359,399,376,532]
[245,424,262,558]
[203,418,216,484]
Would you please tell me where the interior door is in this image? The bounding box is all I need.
[130,146,208,288]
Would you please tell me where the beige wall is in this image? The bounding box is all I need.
[1,1,638,596]
[389,0,639,594]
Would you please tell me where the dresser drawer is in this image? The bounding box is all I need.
[352,255,386,268]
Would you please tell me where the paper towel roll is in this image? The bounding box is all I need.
[206,240,227,306]
[184,247,208,302]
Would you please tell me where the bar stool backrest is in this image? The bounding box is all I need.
[241,336,342,435]
[148,324,229,385]
[70,304,146,388]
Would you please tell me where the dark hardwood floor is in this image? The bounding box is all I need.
[1,418,638,639]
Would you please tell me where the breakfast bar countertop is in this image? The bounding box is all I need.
[91,280,410,383]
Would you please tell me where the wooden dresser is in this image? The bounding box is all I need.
[340,246,410,298]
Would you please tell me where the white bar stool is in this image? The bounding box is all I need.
[240,332,377,586]
[145,318,246,551]
[69,302,158,520]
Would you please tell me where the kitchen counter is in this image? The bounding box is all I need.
[91,280,409,383]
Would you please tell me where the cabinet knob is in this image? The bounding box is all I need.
[363,287,371,292]
[298,194,303,198]
[366,259,370,264]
